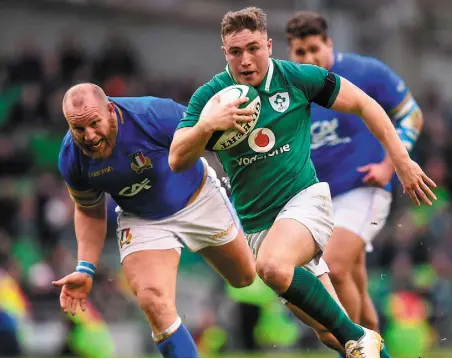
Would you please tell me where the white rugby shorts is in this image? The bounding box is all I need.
[332,186,392,252]
[246,182,333,277]
[116,159,240,262]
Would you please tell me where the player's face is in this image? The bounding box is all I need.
[288,35,334,70]
[67,101,118,160]
[222,30,272,87]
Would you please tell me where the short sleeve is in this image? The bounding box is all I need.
[147,99,187,146]
[58,136,104,207]
[363,58,410,114]
[177,84,216,130]
[285,63,341,108]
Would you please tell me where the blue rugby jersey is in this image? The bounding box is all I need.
[310,52,419,197]
[59,97,204,219]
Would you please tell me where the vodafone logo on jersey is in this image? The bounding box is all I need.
[248,128,275,153]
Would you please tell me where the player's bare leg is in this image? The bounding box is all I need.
[285,273,345,355]
[323,227,365,323]
[256,219,319,291]
[255,219,380,356]
[353,251,379,332]
[198,231,256,288]
[123,249,180,331]
[123,249,198,357]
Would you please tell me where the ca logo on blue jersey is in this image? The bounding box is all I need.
[119,178,152,197]
[129,151,153,174]
[311,119,351,149]
[269,92,290,113]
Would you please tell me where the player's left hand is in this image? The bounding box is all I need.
[394,159,437,206]
[52,272,93,316]
[357,161,394,187]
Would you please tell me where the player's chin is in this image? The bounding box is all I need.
[85,143,112,160]
[93,148,112,160]
[239,79,260,87]
[238,73,261,87]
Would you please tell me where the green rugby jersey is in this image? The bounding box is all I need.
[178,59,341,233]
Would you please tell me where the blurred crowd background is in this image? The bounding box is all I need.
[1,0,452,357]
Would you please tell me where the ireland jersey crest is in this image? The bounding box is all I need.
[269,92,290,113]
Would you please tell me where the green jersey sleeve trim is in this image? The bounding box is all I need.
[313,72,341,108]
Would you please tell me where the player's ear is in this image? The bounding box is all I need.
[221,45,227,58]
[268,38,273,57]
[107,101,115,115]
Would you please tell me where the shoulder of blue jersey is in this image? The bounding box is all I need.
[340,52,393,75]
[58,131,79,174]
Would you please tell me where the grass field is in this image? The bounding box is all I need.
[217,347,452,358]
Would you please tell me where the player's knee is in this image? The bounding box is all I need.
[227,267,256,288]
[326,259,351,284]
[136,287,175,319]
[256,258,293,292]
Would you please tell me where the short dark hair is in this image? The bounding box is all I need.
[221,7,267,39]
[286,11,328,42]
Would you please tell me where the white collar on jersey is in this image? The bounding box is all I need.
[225,59,274,91]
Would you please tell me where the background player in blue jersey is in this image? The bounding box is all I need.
[285,11,425,353]
[51,83,256,358]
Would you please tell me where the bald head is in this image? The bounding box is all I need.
[62,83,108,119]
[63,83,118,160]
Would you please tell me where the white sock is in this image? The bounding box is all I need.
[152,316,182,343]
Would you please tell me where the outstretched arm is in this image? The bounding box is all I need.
[52,198,107,315]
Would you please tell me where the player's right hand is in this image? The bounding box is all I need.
[199,95,256,134]
[394,159,437,206]
[52,272,93,316]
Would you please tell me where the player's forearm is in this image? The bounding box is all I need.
[381,154,395,172]
[169,124,214,173]
[381,106,423,169]
[74,200,107,266]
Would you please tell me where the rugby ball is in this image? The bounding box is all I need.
[202,85,261,151]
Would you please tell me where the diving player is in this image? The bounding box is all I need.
[52,83,256,358]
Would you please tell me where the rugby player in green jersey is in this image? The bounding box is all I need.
[169,7,436,358]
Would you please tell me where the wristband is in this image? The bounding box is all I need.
[76,260,96,278]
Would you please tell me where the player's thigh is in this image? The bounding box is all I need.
[323,226,365,275]
[198,230,256,288]
[116,212,182,298]
[122,249,180,331]
[122,249,180,299]
[259,218,319,268]
[257,182,334,268]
